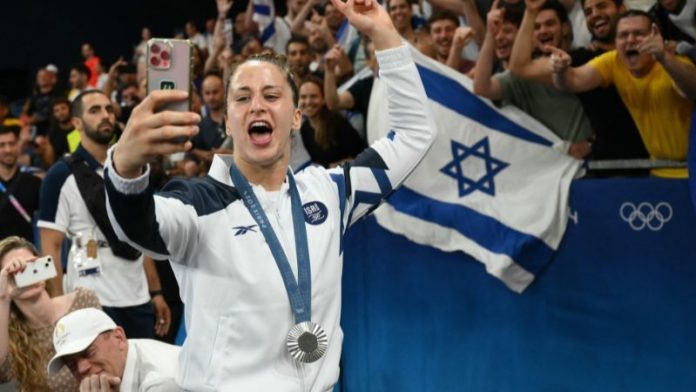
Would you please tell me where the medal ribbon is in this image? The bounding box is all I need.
[229,161,312,323]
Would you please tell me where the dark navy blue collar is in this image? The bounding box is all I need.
[73,144,103,170]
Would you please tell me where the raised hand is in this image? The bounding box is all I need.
[486,0,504,36]
[112,91,200,178]
[108,57,127,80]
[637,23,665,62]
[324,44,344,72]
[452,26,475,50]
[0,257,29,302]
[547,45,572,74]
[217,0,233,18]
[328,0,400,50]
[525,0,545,11]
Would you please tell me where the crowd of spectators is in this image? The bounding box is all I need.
[1,0,694,179]
[0,0,693,387]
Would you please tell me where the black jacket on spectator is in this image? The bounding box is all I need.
[0,170,41,243]
[300,111,367,168]
[570,47,649,160]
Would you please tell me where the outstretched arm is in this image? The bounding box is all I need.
[447,26,475,71]
[290,0,320,35]
[324,45,357,110]
[329,0,402,50]
[327,0,436,225]
[204,0,234,74]
[549,46,602,93]
[472,3,504,100]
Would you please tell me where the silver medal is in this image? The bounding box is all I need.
[286,321,328,363]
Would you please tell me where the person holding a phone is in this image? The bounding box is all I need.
[104,0,436,389]
[0,236,100,390]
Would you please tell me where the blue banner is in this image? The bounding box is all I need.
[689,109,695,213]
[341,178,696,391]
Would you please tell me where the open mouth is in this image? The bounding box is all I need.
[248,120,273,146]
[592,19,609,35]
[538,36,554,46]
[625,49,640,61]
[496,44,511,55]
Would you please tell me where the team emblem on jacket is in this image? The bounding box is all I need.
[302,202,328,225]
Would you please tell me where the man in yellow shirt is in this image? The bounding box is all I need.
[0,97,23,129]
[549,9,696,178]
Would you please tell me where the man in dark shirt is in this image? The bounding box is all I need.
[0,127,42,243]
[45,97,77,165]
[185,72,229,176]
[508,0,648,161]
[24,67,64,136]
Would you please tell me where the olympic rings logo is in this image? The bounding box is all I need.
[619,202,673,231]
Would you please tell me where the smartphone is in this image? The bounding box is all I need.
[146,38,194,113]
[14,256,57,288]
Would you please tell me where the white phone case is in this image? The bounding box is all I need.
[14,256,57,288]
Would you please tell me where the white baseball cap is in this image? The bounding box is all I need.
[45,64,59,74]
[47,308,117,376]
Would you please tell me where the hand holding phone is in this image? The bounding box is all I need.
[112,38,200,178]
[13,256,57,288]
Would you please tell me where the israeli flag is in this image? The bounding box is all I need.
[368,47,582,293]
[252,0,276,43]
[335,18,358,51]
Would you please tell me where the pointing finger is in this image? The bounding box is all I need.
[651,23,659,37]
[544,45,562,55]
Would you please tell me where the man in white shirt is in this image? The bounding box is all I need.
[48,308,180,392]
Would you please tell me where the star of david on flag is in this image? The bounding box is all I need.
[367,46,582,293]
[440,138,509,197]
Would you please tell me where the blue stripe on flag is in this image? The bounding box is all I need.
[260,22,276,43]
[388,187,555,274]
[415,65,554,147]
[689,109,696,214]
[253,4,271,15]
[336,19,349,43]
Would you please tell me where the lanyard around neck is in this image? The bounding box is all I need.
[228,161,312,323]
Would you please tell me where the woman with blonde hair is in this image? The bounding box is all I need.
[0,236,99,391]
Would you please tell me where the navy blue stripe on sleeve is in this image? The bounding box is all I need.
[351,147,388,170]
[104,168,169,256]
[158,176,240,217]
[330,173,347,254]
[38,161,72,223]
